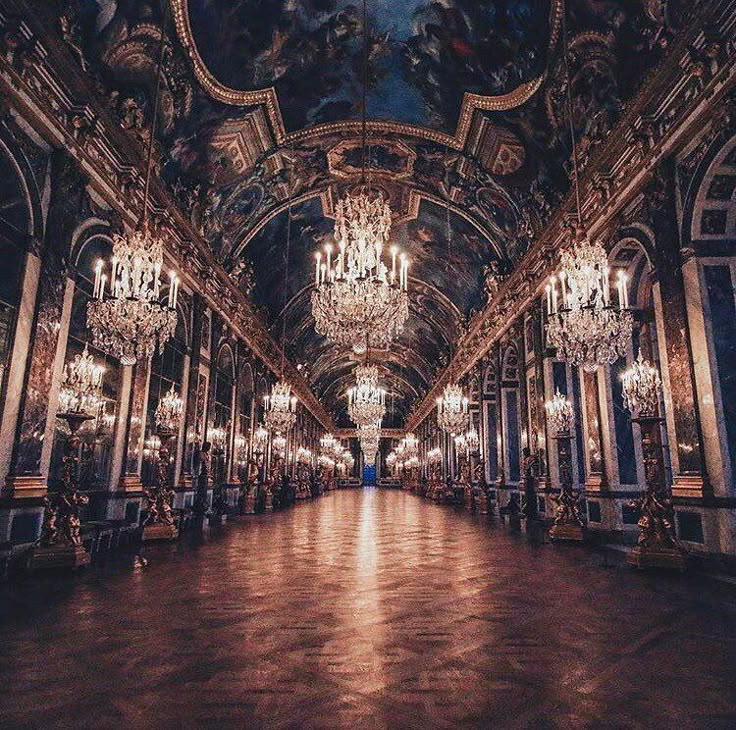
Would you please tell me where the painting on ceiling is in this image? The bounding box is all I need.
[186,0,552,132]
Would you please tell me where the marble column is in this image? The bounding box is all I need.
[4,153,86,497]
[647,163,709,497]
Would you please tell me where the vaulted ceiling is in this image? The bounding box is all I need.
[69,0,673,425]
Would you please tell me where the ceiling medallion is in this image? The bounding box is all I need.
[311,190,409,354]
[263,380,297,434]
[545,237,633,372]
[347,363,386,428]
[436,384,469,436]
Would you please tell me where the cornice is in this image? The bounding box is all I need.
[0,0,334,430]
[406,0,736,430]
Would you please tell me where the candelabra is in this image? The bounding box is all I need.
[358,422,380,464]
[545,390,585,542]
[34,346,106,570]
[436,384,469,435]
[311,190,410,353]
[621,355,686,570]
[263,381,297,434]
[545,237,633,373]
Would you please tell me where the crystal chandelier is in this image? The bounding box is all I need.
[427,447,442,466]
[310,3,409,354]
[296,447,312,464]
[403,432,418,459]
[465,423,480,453]
[347,364,386,427]
[621,353,662,419]
[253,424,269,454]
[545,237,633,372]
[208,426,227,452]
[358,422,381,463]
[436,384,469,435]
[544,22,632,373]
[311,191,409,353]
[272,434,287,457]
[154,384,183,435]
[544,390,575,437]
[58,344,105,418]
[263,381,297,434]
[87,22,178,367]
[320,432,336,456]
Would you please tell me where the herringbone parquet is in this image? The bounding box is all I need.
[1,489,735,729]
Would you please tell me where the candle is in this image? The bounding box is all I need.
[339,241,345,277]
[550,276,558,314]
[603,266,611,306]
[559,271,567,309]
[320,263,326,285]
[94,259,103,299]
[99,274,107,300]
[391,246,397,284]
[315,251,321,286]
[545,283,552,314]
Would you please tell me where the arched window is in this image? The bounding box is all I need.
[0,142,36,419]
[50,232,121,491]
[210,344,235,482]
[141,298,189,488]
[236,362,254,481]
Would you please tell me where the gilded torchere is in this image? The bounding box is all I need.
[546,391,586,542]
[143,385,183,541]
[622,355,687,570]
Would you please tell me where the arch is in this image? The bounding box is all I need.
[683,130,736,245]
[609,228,656,311]
[482,361,498,397]
[0,127,44,243]
[216,342,236,380]
[501,344,520,384]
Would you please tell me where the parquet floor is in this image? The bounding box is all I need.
[1,489,735,729]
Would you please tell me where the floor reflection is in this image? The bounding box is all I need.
[0,489,735,728]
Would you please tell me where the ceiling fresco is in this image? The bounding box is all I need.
[184,0,553,133]
[59,0,680,425]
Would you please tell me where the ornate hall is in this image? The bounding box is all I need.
[0,0,735,727]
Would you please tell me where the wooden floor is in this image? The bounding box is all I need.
[1,489,735,729]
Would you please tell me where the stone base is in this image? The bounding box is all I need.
[31,544,91,571]
[3,474,47,498]
[627,545,688,571]
[142,522,179,542]
[549,522,585,542]
[671,474,704,499]
[119,475,144,493]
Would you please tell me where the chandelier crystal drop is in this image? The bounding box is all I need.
[436,384,469,435]
[154,384,183,435]
[58,344,106,417]
[544,239,633,374]
[311,190,410,353]
[544,390,575,437]
[347,364,386,427]
[621,353,662,419]
[263,381,297,434]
